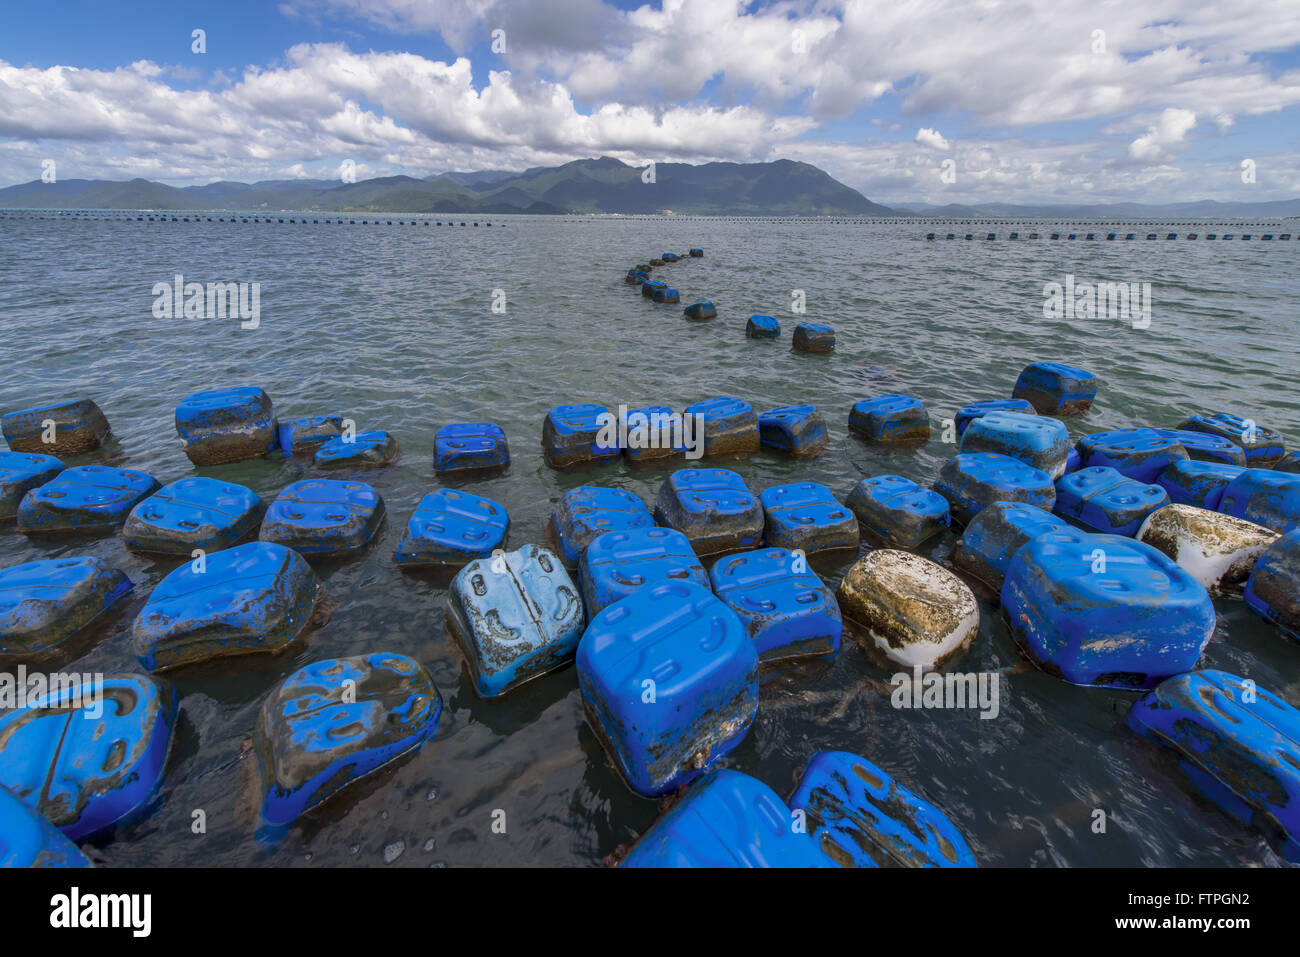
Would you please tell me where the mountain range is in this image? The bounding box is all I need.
[0,157,893,216]
[1,157,1296,218]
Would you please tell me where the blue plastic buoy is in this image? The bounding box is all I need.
[260,479,385,555]
[132,541,322,670]
[621,769,830,867]
[1012,362,1097,415]
[684,396,760,457]
[961,411,1070,478]
[710,547,841,661]
[0,785,92,867]
[578,527,707,617]
[447,545,584,697]
[578,581,758,797]
[394,489,508,567]
[953,398,1036,438]
[759,482,858,553]
[278,414,345,456]
[1003,530,1214,688]
[757,404,828,456]
[1128,670,1299,862]
[845,475,951,548]
[789,751,977,867]
[951,499,1069,589]
[17,465,160,536]
[542,403,620,470]
[792,323,835,353]
[1076,428,1190,483]
[849,394,930,443]
[935,452,1055,526]
[123,477,263,554]
[1157,459,1246,510]
[1,398,111,455]
[434,422,509,473]
[1054,466,1169,536]
[550,486,654,567]
[0,557,132,658]
[0,674,178,841]
[175,387,279,465]
[314,430,399,469]
[257,653,441,836]
[0,451,64,520]
[1244,529,1300,639]
[653,468,764,555]
[1217,469,1300,534]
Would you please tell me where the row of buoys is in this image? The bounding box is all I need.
[621,249,838,353]
[927,231,1291,241]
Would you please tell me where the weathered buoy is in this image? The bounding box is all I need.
[1053,466,1169,536]
[653,468,764,555]
[1127,670,1299,863]
[433,422,509,473]
[174,387,279,465]
[123,477,262,554]
[683,301,718,321]
[256,653,441,834]
[621,769,830,867]
[1002,530,1214,688]
[789,751,977,868]
[845,475,950,548]
[1217,469,1300,533]
[759,482,859,553]
[620,405,685,463]
[394,489,508,566]
[848,394,930,443]
[277,414,345,456]
[447,545,584,697]
[1,398,111,455]
[641,279,667,298]
[259,479,385,555]
[757,404,828,456]
[710,548,841,661]
[684,396,760,457]
[951,500,1069,590]
[1011,362,1097,415]
[577,581,758,797]
[550,486,654,567]
[542,403,620,470]
[1156,459,1245,510]
[652,286,680,304]
[1243,529,1300,639]
[17,465,160,536]
[837,550,978,668]
[0,785,92,867]
[132,541,322,671]
[689,248,703,257]
[960,411,1069,478]
[0,451,63,520]
[1275,452,1300,473]
[746,314,780,338]
[792,323,835,354]
[1076,428,1190,483]
[934,452,1055,526]
[0,557,132,659]
[953,398,1035,438]
[314,429,398,469]
[1176,412,1285,467]
[579,527,707,617]
[0,673,178,841]
[1136,504,1277,596]
[1151,428,1245,466]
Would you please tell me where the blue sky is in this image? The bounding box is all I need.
[2,0,1298,203]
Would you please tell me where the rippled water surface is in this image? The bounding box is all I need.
[1,213,1297,867]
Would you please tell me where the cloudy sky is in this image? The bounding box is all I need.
[2,0,1299,204]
